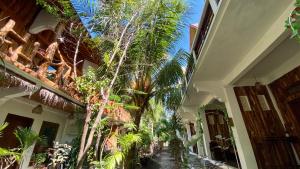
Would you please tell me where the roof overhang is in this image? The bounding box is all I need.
[180,0,294,115]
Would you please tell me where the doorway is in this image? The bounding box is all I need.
[0,114,34,149]
[270,66,300,160]
[234,86,297,169]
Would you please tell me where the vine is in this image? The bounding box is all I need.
[286,0,300,42]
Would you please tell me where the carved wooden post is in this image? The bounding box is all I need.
[53,51,70,85]
[0,19,15,44]
[36,42,58,80]
[7,33,31,62]
[30,42,41,62]
[36,23,65,81]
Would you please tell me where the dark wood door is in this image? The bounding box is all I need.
[234,86,297,169]
[0,114,34,149]
[270,66,300,158]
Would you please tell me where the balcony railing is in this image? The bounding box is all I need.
[0,18,81,101]
[185,3,215,85]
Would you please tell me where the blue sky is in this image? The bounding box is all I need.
[172,0,204,54]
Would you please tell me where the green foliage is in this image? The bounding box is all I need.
[0,122,8,138]
[36,0,75,19]
[14,127,45,151]
[68,136,84,169]
[93,150,123,169]
[119,133,142,154]
[286,0,300,42]
[0,148,21,161]
[76,67,109,100]
[138,127,153,151]
[92,131,141,169]
[32,153,47,167]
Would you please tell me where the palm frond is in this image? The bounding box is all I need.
[0,122,8,138]
[102,150,123,169]
[0,148,21,161]
[14,127,43,150]
[118,133,141,154]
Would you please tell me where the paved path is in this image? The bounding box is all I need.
[142,147,230,169]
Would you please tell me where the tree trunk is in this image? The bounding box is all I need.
[77,104,92,168]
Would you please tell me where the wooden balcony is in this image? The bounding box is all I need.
[185,3,215,85]
[0,18,82,102]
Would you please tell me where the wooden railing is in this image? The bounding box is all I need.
[0,19,81,101]
[185,4,215,85]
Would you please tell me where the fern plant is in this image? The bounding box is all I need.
[92,127,142,169]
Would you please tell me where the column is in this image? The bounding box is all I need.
[194,122,205,157]
[200,111,211,158]
[20,120,42,169]
[223,86,258,169]
[185,123,193,152]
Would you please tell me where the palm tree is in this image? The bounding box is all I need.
[124,49,190,168]
[14,127,45,169]
[0,125,45,169]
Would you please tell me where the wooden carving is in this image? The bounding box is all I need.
[29,42,41,68]
[7,33,31,63]
[36,42,58,80]
[53,50,72,86]
[0,19,15,45]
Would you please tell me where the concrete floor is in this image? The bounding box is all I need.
[142,147,234,169]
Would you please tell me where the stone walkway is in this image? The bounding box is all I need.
[142,147,234,169]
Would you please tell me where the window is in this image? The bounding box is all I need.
[34,121,59,153]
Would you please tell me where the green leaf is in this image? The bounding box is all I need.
[109,94,122,102]
[0,122,8,137]
[103,52,110,66]
[124,104,140,110]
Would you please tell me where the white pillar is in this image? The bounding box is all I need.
[200,111,211,158]
[194,122,205,157]
[20,119,42,169]
[185,123,193,152]
[223,86,258,169]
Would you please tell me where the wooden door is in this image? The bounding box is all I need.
[270,66,300,158]
[234,86,297,169]
[0,114,34,149]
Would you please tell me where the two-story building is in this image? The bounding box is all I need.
[0,0,131,168]
[179,0,300,169]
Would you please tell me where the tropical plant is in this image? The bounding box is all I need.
[0,123,21,169]
[47,142,72,169]
[157,114,188,169]
[31,153,47,169]
[14,127,45,169]
[34,1,190,169]
[92,126,142,169]
[0,123,8,138]
[286,0,300,42]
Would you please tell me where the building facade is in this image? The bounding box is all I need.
[0,0,100,168]
[179,0,300,169]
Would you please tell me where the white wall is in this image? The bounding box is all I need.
[0,97,77,168]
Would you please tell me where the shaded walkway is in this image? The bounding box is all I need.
[142,147,230,169]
